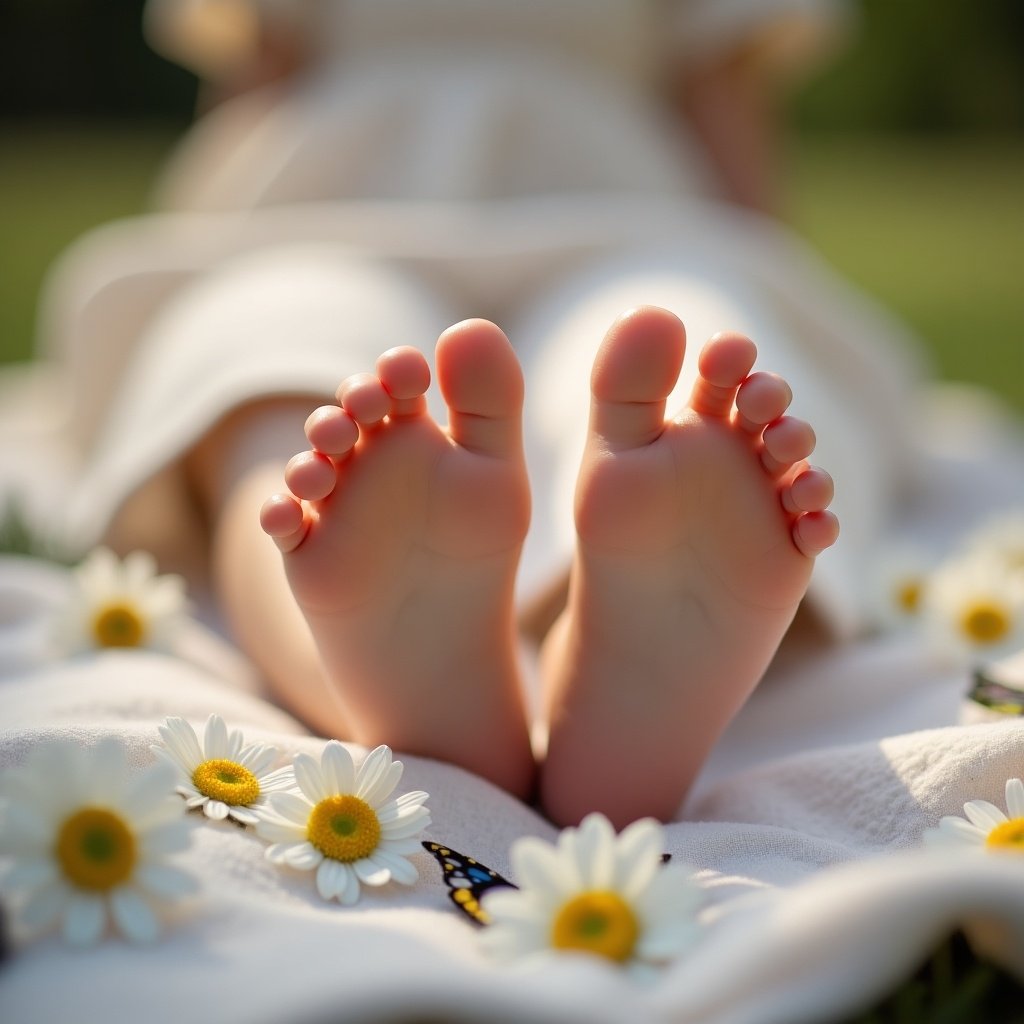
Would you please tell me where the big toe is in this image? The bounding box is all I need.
[589,306,686,450]
[436,319,525,458]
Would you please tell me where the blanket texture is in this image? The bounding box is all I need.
[2,389,1024,1023]
[2,579,1024,1023]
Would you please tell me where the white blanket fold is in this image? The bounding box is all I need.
[2,562,1024,1024]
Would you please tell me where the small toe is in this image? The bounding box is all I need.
[689,331,757,418]
[793,510,840,557]
[376,346,431,400]
[285,451,337,501]
[761,417,816,475]
[260,494,310,553]
[735,372,793,433]
[337,373,390,425]
[781,466,834,515]
[305,406,358,456]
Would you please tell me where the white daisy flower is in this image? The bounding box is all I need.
[52,548,189,654]
[255,742,430,904]
[481,813,703,978]
[922,552,1024,660]
[963,511,1024,576]
[923,778,1024,852]
[152,715,296,826]
[870,542,936,630]
[0,737,197,946]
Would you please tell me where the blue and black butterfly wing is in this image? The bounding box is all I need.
[422,841,516,926]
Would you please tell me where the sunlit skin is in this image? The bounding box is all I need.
[251,307,837,826]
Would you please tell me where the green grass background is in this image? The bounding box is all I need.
[1,125,1021,414]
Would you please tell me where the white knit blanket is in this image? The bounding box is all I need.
[1,546,1023,1024]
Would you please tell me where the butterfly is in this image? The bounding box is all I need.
[422,840,673,927]
[421,841,515,926]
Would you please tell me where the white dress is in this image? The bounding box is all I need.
[34,0,920,632]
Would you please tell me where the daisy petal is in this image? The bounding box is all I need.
[377,792,428,823]
[377,808,431,840]
[320,741,357,795]
[293,753,328,803]
[284,842,324,870]
[366,848,418,885]
[228,805,260,826]
[240,745,278,776]
[0,769,49,812]
[204,715,231,759]
[395,790,430,808]
[0,801,52,852]
[135,863,199,900]
[1006,779,1024,819]
[158,718,204,769]
[353,858,391,887]
[4,858,59,892]
[63,893,107,947]
[356,746,402,805]
[575,813,615,888]
[122,762,179,822]
[21,883,69,930]
[636,866,703,927]
[89,736,129,804]
[257,818,306,845]
[963,800,1008,831]
[613,819,663,898]
[263,843,293,865]
[139,818,191,857]
[337,865,361,905]
[124,550,158,588]
[41,741,86,809]
[147,576,187,613]
[259,766,297,793]
[512,838,575,903]
[480,889,537,921]
[377,837,426,857]
[110,887,160,943]
[636,918,699,960]
[203,800,230,821]
[927,816,989,846]
[316,858,348,900]
[268,792,313,825]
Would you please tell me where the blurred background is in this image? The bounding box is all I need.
[1,0,1022,409]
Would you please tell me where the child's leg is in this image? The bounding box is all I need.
[539,307,837,827]
[190,398,355,739]
[157,247,464,737]
[258,320,535,798]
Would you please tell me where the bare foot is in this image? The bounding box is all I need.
[540,307,838,827]
[260,320,534,797]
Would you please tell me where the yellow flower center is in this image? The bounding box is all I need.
[551,890,639,963]
[55,807,137,890]
[192,758,260,805]
[306,795,381,862]
[986,818,1024,849]
[959,601,1011,645]
[895,579,922,614]
[92,602,147,648]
